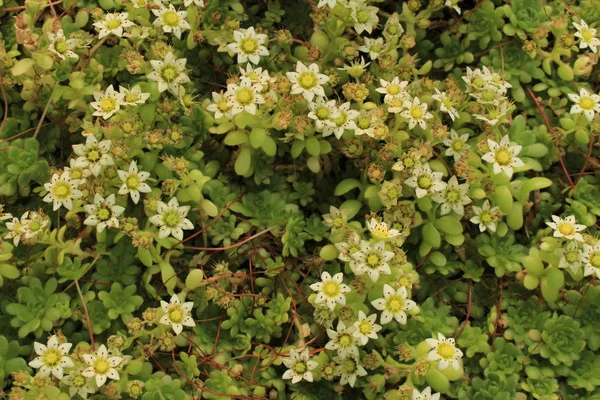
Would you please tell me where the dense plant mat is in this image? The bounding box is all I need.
[0,0,599,399]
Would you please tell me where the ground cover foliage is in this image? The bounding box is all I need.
[0,0,600,398]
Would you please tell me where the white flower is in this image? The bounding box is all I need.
[443,130,470,161]
[43,170,83,211]
[227,27,269,65]
[66,158,92,181]
[404,162,446,199]
[131,0,148,8]
[286,61,330,102]
[426,333,463,370]
[117,161,152,204]
[432,88,459,121]
[339,57,370,79]
[82,344,122,387]
[334,230,362,262]
[582,241,600,279]
[413,386,441,400]
[91,84,124,120]
[350,3,379,35]
[20,211,50,242]
[184,0,204,6]
[152,4,190,39]
[573,20,600,53]
[470,200,500,233]
[239,64,272,89]
[119,85,150,106]
[359,37,384,60]
[481,135,524,178]
[367,219,400,240]
[473,101,513,126]
[147,52,190,95]
[72,135,114,176]
[557,240,584,274]
[308,97,339,131]
[432,176,471,216]
[401,97,433,130]
[354,110,376,137]
[83,194,124,233]
[352,311,381,345]
[28,335,74,379]
[310,272,351,310]
[568,88,600,122]
[323,102,359,139]
[4,217,23,246]
[226,81,265,115]
[334,353,367,387]
[317,0,337,8]
[48,29,78,60]
[159,294,196,335]
[149,197,194,240]
[282,349,318,384]
[376,77,409,102]
[546,215,586,241]
[371,284,417,325]
[326,321,359,357]
[62,368,95,398]
[350,241,394,282]
[93,12,134,39]
[322,205,350,230]
[207,91,233,120]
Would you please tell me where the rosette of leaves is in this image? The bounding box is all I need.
[0,138,49,198]
[141,373,188,400]
[98,283,144,322]
[522,376,560,400]
[483,338,524,377]
[504,300,550,345]
[282,216,310,257]
[0,336,28,388]
[433,33,474,72]
[476,233,526,277]
[207,213,252,246]
[463,0,504,49]
[472,372,519,400]
[572,177,600,217]
[230,190,290,229]
[560,350,600,392]
[203,370,247,400]
[6,277,71,338]
[502,0,548,36]
[457,326,491,357]
[563,286,600,350]
[539,314,586,366]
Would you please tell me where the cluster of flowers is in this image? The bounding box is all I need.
[23,293,195,397]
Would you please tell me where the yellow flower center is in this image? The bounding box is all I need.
[293,362,307,374]
[73,374,86,387]
[168,307,184,323]
[298,72,317,90]
[338,333,353,346]
[86,147,101,162]
[162,10,180,27]
[590,252,600,268]
[367,254,380,266]
[579,96,595,110]
[316,106,330,120]
[357,117,371,129]
[418,176,432,189]
[161,65,178,82]
[494,149,512,166]
[410,106,424,120]
[356,10,370,23]
[566,251,579,263]
[126,175,140,189]
[437,342,455,359]
[52,181,72,199]
[99,97,116,113]
[372,225,390,237]
[235,88,254,105]
[240,37,259,54]
[217,99,230,112]
[358,320,372,335]
[452,139,464,152]
[42,349,61,367]
[163,210,182,228]
[386,296,404,313]
[97,206,111,221]
[334,113,347,127]
[94,358,110,374]
[55,40,68,54]
[125,93,139,103]
[558,222,575,236]
[322,281,340,297]
[480,212,492,223]
[445,188,460,203]
[106,19,122,30]
[581,29,595,43]
[29,221,41,231]
[387,85,400,96]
